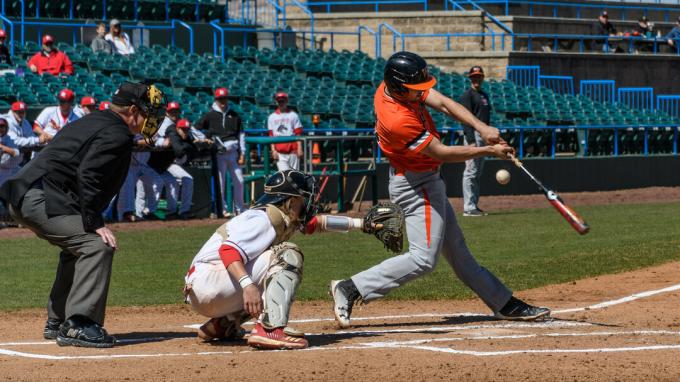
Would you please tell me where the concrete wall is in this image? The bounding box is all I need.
[285,11,494,58]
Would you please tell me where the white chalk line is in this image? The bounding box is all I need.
[2,282,680,360]
[390,344,680,356]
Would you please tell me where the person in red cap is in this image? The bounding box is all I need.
[460,66,492,217]
[27,35,74,76]
[4,101,50,152]
[197,87,245,218]
[33,88,80,140]
[0,29,13,66]
[99,101,111,110]
[267,91,303,171]
[74,96,97,117]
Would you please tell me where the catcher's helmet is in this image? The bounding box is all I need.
[254,170,319,226]
[384,51,436,96]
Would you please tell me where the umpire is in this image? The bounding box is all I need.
[460,66,492,217]
[0,82,165,348]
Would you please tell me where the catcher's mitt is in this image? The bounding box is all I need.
[363,202,404,254]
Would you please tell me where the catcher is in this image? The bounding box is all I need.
[183,170,403,350]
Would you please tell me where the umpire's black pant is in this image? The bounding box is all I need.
[9,187,114,325]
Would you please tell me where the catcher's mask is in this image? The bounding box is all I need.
[112,82,166,144]
[254,170,320,228]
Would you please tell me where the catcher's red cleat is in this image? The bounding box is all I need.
[197,317,244,342]
[247,323,308,350]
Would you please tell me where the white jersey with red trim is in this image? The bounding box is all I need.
[267,109,302,154]
[189,209,276,268]
[34,106,79,137]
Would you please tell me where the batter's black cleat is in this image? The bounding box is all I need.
[330,279,362,328]
[43,318,62,340]
[495,296,551,321]
[56,315,116,348]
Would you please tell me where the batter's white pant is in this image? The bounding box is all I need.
[186,250,273,318]
[462,131,486,212]
[216,150,245,214]
[161,164,194,215]
[275,153,300,171]
[117,164,163,220]
[351,169,512,313]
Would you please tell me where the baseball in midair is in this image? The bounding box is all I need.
[496,169,511,185]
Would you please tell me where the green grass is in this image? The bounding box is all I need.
[2,202,680,310]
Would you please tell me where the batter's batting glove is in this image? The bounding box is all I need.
[363,202,405,254]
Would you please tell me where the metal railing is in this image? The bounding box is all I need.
[507,65,540,87]
[580,80,616,103]
[618,87,654,110]
[376,22,404,57]
[450,0,514,34]
[286,0,315,49]
[538,75,574,95]
[472,0,680,22]
[657,95,680,117]
[512,33,680,54]
[305,0,428,12]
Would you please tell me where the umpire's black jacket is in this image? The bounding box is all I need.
[0,110,133,232]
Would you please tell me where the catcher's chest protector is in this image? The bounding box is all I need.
[213,204,297,245]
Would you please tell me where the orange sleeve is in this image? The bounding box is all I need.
[393,115,434,153]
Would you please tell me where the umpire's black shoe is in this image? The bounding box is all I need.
[495,296,551,321]
[56,315,116,348]
[43,318,62,340]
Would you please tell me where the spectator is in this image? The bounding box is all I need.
[0,30,13,66]
[4,101,50,152]
[27,35,74,75]
[74,96,97,117]
[267,91,303,171]
[591,11,620,52]
[664,16,680,53]
[33,89,79,140]
[197,87,245,218]
[460,66,492,217]
[105,19,135,56]
[631,16,652,53]
[90,22,112,55]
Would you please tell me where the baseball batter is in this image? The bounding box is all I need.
[184,170,391,350]
[330,52,551,328]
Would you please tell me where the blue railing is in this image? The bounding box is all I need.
[539,75,574,95]
[473,0,680,22]
[618,87,654,110]
[357,25,377,54]
[580,80,616,103]
[305,0,427,12]
[450,0,514,34]
[396,32,506,53]
[658,95,680,117]
[512,33,680,54]
[18,20,194,53]
[507,65,540,87]
[377,22,404,57]
[287,0,315,49]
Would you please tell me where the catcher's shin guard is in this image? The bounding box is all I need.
[261,242,304,329]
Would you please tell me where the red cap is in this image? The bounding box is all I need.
[99,101,111,110]
[214,88,229,98]
[0,30,6,39]
[176,119,190,129]
[58,89,75,102]
[11,101,26,111]
[274,91,289,100]
[166,101,180,111]
[80,96,96,107]
[42,35,54,45]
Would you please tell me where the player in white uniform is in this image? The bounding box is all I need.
[4,101,50,155]
[184,170,375,350]
[73,96,97,118]
[116,135,163,221]
[33,89,79,139]
[267,92,303,171]
[0,117,20,222]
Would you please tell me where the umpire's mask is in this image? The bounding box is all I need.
[112,82,166,145]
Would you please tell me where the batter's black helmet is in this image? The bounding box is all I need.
[254,170,320,226]
[384,51,437,96]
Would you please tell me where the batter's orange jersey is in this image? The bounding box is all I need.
[374,82,442,173]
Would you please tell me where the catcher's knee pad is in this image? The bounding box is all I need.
[262,242,304,329]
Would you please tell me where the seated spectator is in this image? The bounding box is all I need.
[0,30,13,66]
[664,16,680,53]
[33,89,79,140]
[27,35,73,75]
[631,16,652,53]
[91,22,112,54]
[105,19,135,56]
[74,96,97,117]
[591,11,621,53]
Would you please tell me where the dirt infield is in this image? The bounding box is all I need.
[2,260,680,381]
[2,186,679,239]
